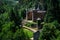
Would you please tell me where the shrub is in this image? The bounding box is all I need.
[39,22,57,40]
[25,22,37,27]
[13,29,30,40]
[23,29,33,38]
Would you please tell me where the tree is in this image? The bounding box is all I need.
[44,0,60,23]
[39,0,60,40]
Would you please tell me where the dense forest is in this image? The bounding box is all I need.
[0,0,60,40]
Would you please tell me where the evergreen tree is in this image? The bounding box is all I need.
[45,0,60,23]
[39,0,60,40]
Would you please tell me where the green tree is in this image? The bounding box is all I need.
[39,0,60,40]
[44,0,60,23]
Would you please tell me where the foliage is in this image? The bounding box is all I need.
[39,22,55,40]
[39,0,60,40]
[0,0,60,40]
[23,29,33,38]
[13,29,30,40]
[0,1,34,40]
[39,21,60,40]
[25,22,37,27]
[25,22,32,27]
[44,0,60,23]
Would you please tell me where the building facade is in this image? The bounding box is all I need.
[26,9,46,22]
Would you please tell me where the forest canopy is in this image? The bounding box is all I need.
[0,0,60,40]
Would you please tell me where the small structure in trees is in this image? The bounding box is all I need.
[26,8,46,22]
